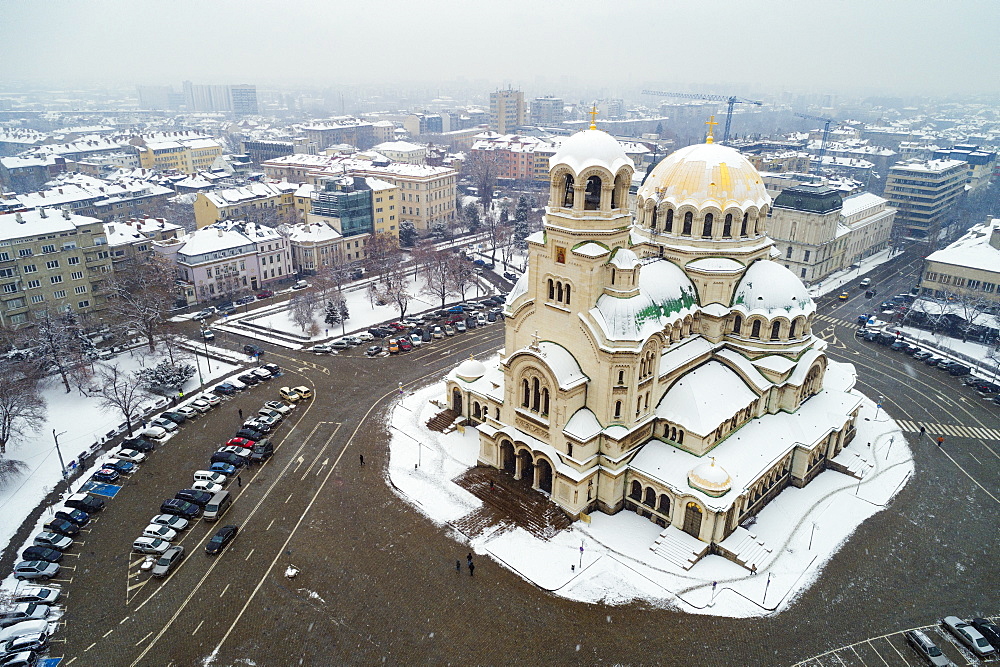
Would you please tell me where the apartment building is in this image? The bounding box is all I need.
[884,158,967,242]
[105,217,183,271]
[0,207,114,329]
[768,184,895,284]
[530,96,564,127]
[132,132,224,174]
[373,141,427,165]
[4,174,173,222]
[489,88,525,134]
[193,181,299,228]
[920,218,1000,307]
[931,144,996,191]
[302,121,376,151]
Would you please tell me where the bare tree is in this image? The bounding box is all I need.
[482,206,502,266]
[94,363,148,436]
[364,232,402,281]
[422,249,453,308]
[496,225,517,270]
[448,255,477,302]
[0,361,46,455]
[465,151,501,211]
[103,253,177,352]
[29,309,86,394]
[383,265,412,320]
[289,293,318,333]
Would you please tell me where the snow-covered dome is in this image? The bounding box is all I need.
[637,142,770,213]
[687,458,732,497]
[608,247,640,269]
[550,129,633,176]
[590,259,697,341]
[732,260,814,316]
[455,356,486,381]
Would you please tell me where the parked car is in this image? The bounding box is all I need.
[103,459,136,475]
[114,448,147,463]
[251,368,272,381]
[160,499,202,518]
[43,519,78,537]
[217,305,237,316]
[122,435,156,451]
[264,399,292,414]
[53,509,89,526]
[91,468,120,483]
[65,492,104,513]
[150,417,178,433]
[209,462,238,476]
[947,363,971,376]
[175,405,200,420]
[151,545,185,578]
[310,343,335,354]
[235,428,265,441]
[193,308,215,321]
[201,329,215,341]
[455,321,467,333]
[20,547,61,564]
[925,356,944,366]
[368,328,388,338]
[943,615,996,657]
[292,280,309,290]
[188,400,212,414]
[503,271,518,281]
[366,345,383,357]
[249,440,274,464]
[142,524,178,542]
[257,407,283,422]
[971,618,1000,652]
[278,387,300,403]
[12,561,59,582]
[32,532,72,551]
[228,378,249,392]
[211,452,248,469]
[256,290,274,299]
[432,326,444,339]
[859,278,872,288]
[409,333,423,347]
[175,489,213,506]
[398,339,413,352]
[387,340,400,354]
[244,344,265,356]
[199,393,222,407]
[331,339,350,350]
[242,418,271,433]
[213,383,237,396]
[237,373,260,386]
[205,525,239,555]
[234,295,254,306]
[443,325,455,337]
[262,362,280,375]
[904,629,951,667]
[0,604,50,629]
[293,386,312,400]
[149,514,189,531]
[132,537,172,555]
[912,350,932,361]
[356,332,374,342]
[217,446,252,459]
[0,621,51,644]
[226,437,255,449]
[1,634,48,660]
[12,588,59,605]
[160,411,187,424]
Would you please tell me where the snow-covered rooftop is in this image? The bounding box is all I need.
[655,361,758,436]
[732,260,814,317]
[925,218,1000,273]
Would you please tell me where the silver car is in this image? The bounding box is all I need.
[12,561,59,581]
[149,513,189,531]
[32,532,72,551]
[943,616,996,658]
[151,545,185,578]
[142,524,178,541]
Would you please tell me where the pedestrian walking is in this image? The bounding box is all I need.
[238,408,243,420]
[456,560,461,572]
[237,475,242,487]
[359,454,365,466]
[751,564,757,576]
[489,479,494,491]
[936,436,944,447]
[469,561,475,576]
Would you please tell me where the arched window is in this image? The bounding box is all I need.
[677,430,684,444]
[702,213,714,238]
[562,174,574,207]
[733,313,742,334]
[584,175,602,210]
[751,319,762,339]
[547,279,554,300]
[556,282,563,302]
[669,426,676,440]
[532,377,541,412]
[617,370,625,385]
[741,212,749,237]
[643,487,656,507]
[610,268,616,285]
[542,388,550,415]
[789,319,798,338]
[629,480,642,500]
[665,208,674,232]
[650,207,658,232]
[613,173,626,209]
[682,211,693,235]
[636,396,642,416]
[614,401,622,419]
[521,379,529,407]
[723,213,733,238]
[786,246,793,259]
[564,284,571,305]
[771,321,781,340]
[657,495,671,513]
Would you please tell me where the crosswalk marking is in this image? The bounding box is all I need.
[895,419,1000,440]
[815,313,851,326]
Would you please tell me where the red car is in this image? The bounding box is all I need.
[226,437,255,449]
[389,322,408,331]
[398,338,413,352]
[256,290,274,299]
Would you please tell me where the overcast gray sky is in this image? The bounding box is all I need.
[3,0,998,96]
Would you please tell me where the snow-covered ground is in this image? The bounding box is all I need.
[0,345,240,557]
[387,358,913,617]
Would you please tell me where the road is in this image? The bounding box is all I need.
[53,252,998,666]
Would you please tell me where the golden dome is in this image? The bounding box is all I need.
[637,142,770,213]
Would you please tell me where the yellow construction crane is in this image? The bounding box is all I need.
[642,90,763,144]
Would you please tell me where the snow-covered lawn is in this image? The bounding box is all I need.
[0,344,240,557]
[388,359,913,617]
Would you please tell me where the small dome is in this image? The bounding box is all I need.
[687,458,732,497]
[733,260,814,316]
[455,356,486,381]
[637,142,770,213]
[608,247,640,269]
[550,129,633,176]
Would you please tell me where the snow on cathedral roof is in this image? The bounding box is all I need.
[654,361,758,437]
[590,259,697,342]
[549,129,633,175]
[732,260,815,317]
[512,342,587,390]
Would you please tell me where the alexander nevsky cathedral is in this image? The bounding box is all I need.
[446,120,862,549]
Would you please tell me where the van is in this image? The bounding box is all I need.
[203,491,232,522]
[904,629,951,666]
[193,470,227,486]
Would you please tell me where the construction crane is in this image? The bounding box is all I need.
[641,90,763,144]
[794,112,834,166]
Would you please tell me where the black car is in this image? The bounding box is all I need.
[45,519,79,537]
[21,546,62,563]
[263,363,281,375]
[205,525,239,555]
[238,373,260,386]
[249,440,274,464]
[875,333,896,345]
[122,436,156,452]
[65,493,104,513]
[948,363,971,376]
[160,411,187,425]
[160,499,201,518]
[973,381,1000,394]
[210,451,246,468]
[236,428,266,441]
[972,618,1000,651]
[92,468,120,483]
[175,489,213,507]
[54,509,90,526]
[367,328,387,338]
[213,383,237,396]
[218,304,237,316]
[243,344,264,356]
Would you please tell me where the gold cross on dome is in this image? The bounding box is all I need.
[589,105,599,130]
[705,115,718,144]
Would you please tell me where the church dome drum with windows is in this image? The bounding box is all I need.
[444,119,864,564]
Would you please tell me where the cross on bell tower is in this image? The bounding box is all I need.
[589,105,599,130]
[705,115,719,144]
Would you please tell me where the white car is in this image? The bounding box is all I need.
[142,524,178,541]
[227,377,248,391]
[199,393,222,407]
[356,332,374,342]
[217,446,251,458]
[150,514,189,531]
[310,343,335,354]
[176,405,199,419]
[189,399,212,413]
[943,616,996,658]
[132,536,172,554]
[192,480,224,494]
[409,333,423,347]
[150,417,179,433]
[251,368,272,381]
[264,400,292,414]
[141,426,168,440]
[115,448,147,463]
[257,407,283,421]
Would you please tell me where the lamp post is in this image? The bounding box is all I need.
[763,572,773,605]
[874,395,883,420]
[52,429,68,480]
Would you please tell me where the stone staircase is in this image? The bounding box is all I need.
[649,526,710,570]
[426,409,461,433]
[452,467,572,540]
[717,526,772,572]
[829,448,873,479]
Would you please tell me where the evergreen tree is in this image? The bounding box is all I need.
[398,221,418,247]
[324,300,341,325]
[464,202,480,232]
[338,298,349,321]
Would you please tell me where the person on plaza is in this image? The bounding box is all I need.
[456,560,461,572]
[469,561,475,577]
[238,408,243,420]
[360,454,365,466]
[937,436,944,447]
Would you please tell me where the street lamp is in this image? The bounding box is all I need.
[873,395,884,420]
[52,429,68,480]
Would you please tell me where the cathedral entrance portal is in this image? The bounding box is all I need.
[536,459,553,494]
[516,450,534,484]
[499,440,516,475]
[452,388,462,413]
[683,502,703,539]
